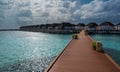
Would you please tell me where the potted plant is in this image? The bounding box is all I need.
[92,41,103,52]
[85,30,88,36]
[72,34,78,39]
[92,41,96,50]
[96,41,103,52]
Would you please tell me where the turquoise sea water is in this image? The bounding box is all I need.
[90,34,120,66]
[0,31,120,72]
[0,31,71,72]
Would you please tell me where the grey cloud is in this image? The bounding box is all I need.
[0,0,13,9]
[16,10,33,25]
[16,18,32,25]
[16,10,32,17]
[34,3,39,5]
[0,0,9,5]
[15,15,33,25]
[45,4,53,8]
[63,2,70,8]
[72,0,120,24]
[0,8,5,24]
[0,0,33,29]
[41,12,49,17]
[58,9,68,13]
[0,0,120,29]
[18,2,30,7]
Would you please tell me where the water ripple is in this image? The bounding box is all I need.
[0,56,55,72]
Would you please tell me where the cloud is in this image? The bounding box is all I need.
[16,10,32,17]
[16,10,33,25]
[73,0,120,23]
[30,0,120,24]
[0,0,120,29]
[0,0,9,5]
[0,0,32,29]
[75,0,104,19]
[0,13,5,22]
[32,0,75,24]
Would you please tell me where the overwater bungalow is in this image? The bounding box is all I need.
[115,23,120,30]
[43,24,51,32]
[39,24,46,32]
[61,22,75,30]
[60,22,76,33]
[37,25,43,30]
[20,26,30,31]
[19,22,120,34]
[32,25,41,32]
[48,23,61,33]
[52,23,61,33]
[52,23,60,29]
[114,23,120,33]
[96,22,115,33]
[85,23,98,34]
[40,24,45,29]
[97,22,115,30]
[47,24,54,30]
[86,22,98,31]
[75,23,85,31]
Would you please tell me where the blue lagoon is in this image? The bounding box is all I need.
[0,31,120,72]
[0,31,71,72]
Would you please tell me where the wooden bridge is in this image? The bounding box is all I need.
[45,30,120,72]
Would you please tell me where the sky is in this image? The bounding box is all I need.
[0,0,120,29]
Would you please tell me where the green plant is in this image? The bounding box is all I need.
[85,31,88,36]
[96,41,103,52]
[92,41,96,50]
[72,34,78,39]
[92,41,103,52]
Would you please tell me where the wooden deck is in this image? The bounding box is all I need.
[45,30,120,72]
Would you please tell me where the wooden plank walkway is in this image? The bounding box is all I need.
[45,30,120,72]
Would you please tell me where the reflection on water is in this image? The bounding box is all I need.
[0,31,71,72]
[0,56,55,72]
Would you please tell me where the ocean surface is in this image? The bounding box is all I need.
[0,31,71,72]
[0,31,120,72]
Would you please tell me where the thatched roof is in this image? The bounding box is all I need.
[77,23,85,26]
[116,23,120,26]
[60,22,75,28]
[87,22,98,28]
[52,23,61,27]
[99,21,114,26]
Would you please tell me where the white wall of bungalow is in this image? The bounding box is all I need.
[98,26,112,30]
[75,26,85,30]
[115,24,120,30]
[35,26,39,30]
[54,27,61,31]
[48,26,53,30]
[64,26,75,30]
[42,27,46,29]
[84,26,88,30]
[85,26,97,31]
[97,25,115,30]
[87,27,96,30]
[97,22,115,30]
